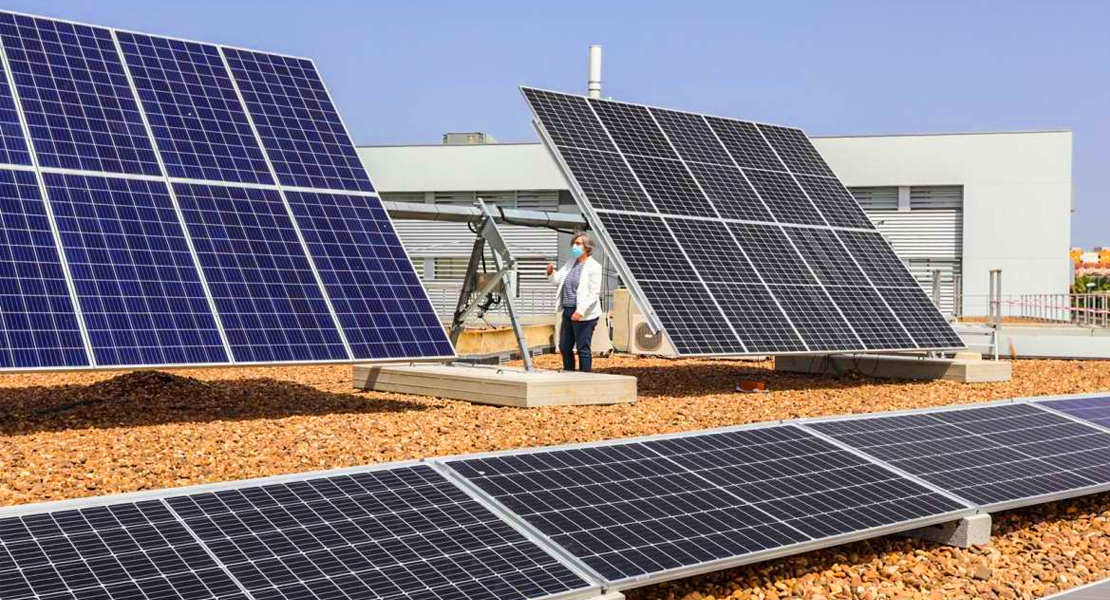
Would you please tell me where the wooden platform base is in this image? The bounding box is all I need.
[353,363,637,407]
[775,353,1012,383]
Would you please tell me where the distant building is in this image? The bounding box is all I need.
[360,130,1073,318]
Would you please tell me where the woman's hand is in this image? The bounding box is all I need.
[546,263,555,276]
[572,312,583,321]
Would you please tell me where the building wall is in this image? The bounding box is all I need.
[812,131,1073,316]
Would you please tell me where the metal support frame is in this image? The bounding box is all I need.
[448,200,536,371]
[989,269,1003,360]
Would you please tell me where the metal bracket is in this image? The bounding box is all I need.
[449,200,535,371]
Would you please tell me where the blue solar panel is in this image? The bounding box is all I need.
[0,13,160,175]
[0,168,87,369]
[222,48,373,192]
[116,32,274,185]
[285,191,453,360]
[0,54,30,166]
[173,183,348,363]
[44,173,228,366]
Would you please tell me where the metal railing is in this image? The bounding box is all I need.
[960,293,1110,328]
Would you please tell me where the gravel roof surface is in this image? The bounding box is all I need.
[2,355,1110,599]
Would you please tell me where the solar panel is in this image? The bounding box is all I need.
[172,183,348,364]
[0,168,87,369]
[116,32,274,185]
[805,403,1110,510]
[45,173,228,366]
[0,465,597,600]
[0,10,452,370]
[0,14,160,175]
[1037,395,1110,430]
[524,87,962,356]
[447,425,969,587]
[221,49,373,193]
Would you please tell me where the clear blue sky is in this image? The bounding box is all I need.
[16,1,1110,247]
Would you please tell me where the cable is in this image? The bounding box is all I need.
[496,205,582,235]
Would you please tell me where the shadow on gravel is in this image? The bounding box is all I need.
[596,359,935,398]
[0,370,427,435]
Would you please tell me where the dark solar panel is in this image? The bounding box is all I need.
[524,87,963,356]
[1039,396,1110,430]
[173,183,348,363]
[283,191,453,360]
[449,425,967,584]
[116,32,274,185]
[45,173,228,366]
[807,404,1110,508]
[0,51,30,166]
[0,13,160,175]
[0,169,87,368]
[222,49,372,192]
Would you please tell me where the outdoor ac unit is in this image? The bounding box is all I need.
[611,288,678,357]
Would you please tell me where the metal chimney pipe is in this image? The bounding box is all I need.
[587,45,602,98]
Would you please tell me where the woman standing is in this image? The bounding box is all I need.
[547,233,603,372]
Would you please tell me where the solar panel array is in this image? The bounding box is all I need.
[447,425,968,584]
[806,403,1110,509]
[6,393,1110,595]
[0,11,453,370]
[523,87,964,356]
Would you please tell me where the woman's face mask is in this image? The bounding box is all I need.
[571,243,585,258]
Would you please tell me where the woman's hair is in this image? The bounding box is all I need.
[571,232,594,255]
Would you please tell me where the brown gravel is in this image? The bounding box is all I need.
[2,355,1110,599]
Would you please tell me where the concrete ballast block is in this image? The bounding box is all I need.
[902,513,992,548]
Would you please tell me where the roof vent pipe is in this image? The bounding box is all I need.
[587,45,602,98]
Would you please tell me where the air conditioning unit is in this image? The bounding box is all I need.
[611,288,678,357]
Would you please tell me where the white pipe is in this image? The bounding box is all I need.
[588,45,602,98]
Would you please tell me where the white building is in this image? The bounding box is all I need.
[358,130,1072,318]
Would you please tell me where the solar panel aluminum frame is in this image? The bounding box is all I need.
[0,458,604,600]
[437,419,976,592]
[524,87,963,357]
[797,395,1110,513]
[0,10,456,371]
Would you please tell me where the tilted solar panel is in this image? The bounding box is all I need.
[0,10,453,370]
[524,87,964,356]
[1039,395,1110,430]
[446,425,970,588]
[0,464,597,600]
[805,403,1110,510]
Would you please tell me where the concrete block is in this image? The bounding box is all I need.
[775,354,1012,383]
[591,593,625,600]
[902,513,991,548]
[353,363,636,407]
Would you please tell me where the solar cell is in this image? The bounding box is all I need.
[522,88,615,152]
[705,283,806,353]
[0,500,245,600]
[767,284,864,351]
[806,404,1110,508]
[172,183,348,363]
[523,86,963,356]
[794,175,873,229]
[637,280,745,355]
[165,465,592,600]
[116,32,274,185]
[0,168,87,369]
[448,425,967,585]
[624,155,716,218]
[588,98,677,159]
[222,48,372,192]
[283,191,453,360]
[45,173,228,366]
[682,162,774,222]
[824,286,915,350]
[757,124,836,178]
[558,148,656,213]
[704,117,783,172]
[0,52,30,166]
[876,286,965,349]
[0,13,160,175]
[1039,396,1110,430]
[743,169,827,226]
